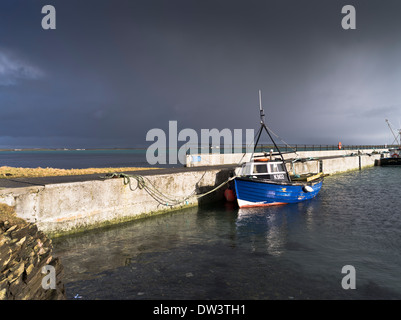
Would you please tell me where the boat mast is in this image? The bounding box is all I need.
[253,90,291,180]
[385,119,401,147]
[252,90,266,154]
[259,89,265,125]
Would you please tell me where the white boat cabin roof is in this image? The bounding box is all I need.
[237,159,287,176]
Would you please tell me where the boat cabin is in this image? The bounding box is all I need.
[388,148,401,158]
[238,160,289,182]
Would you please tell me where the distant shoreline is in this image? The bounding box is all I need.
[0,166,159,179]
[0,148,148,152]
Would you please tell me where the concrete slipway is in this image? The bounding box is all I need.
[0,149,384,237]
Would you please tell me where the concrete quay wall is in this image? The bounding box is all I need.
[0,150,384,237]
[186,149,386,168]
[289,153,381,175]
[187,149,384,176]
[289,152,383,175]
[0,168,232,236]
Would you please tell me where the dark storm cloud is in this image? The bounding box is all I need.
[1,0,401,148]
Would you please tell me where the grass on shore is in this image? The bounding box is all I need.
[0,166,158,179]
[0,203,26,225]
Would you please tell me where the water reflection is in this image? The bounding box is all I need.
[53,169,401,299]
[54,206,238,284]
[54,198,326,296]
[236,207,288,256]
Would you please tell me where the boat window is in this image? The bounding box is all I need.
[240,163,253,176]
[270,163,280,173]
[269,163,285,173]
[277,163,285,172]
[253,164,268,174]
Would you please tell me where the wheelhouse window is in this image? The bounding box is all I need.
[270,163,285,173]
[239,161,286,177]
[253,164,268,174]
[240,163,253,176]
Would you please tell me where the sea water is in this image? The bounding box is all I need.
[0,149,159,169]
[52,166,401,300]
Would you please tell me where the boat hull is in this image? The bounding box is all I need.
[234,177,323,208]
[380,157,401,166]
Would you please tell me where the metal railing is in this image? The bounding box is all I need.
[188,144,392,155]
[255,144,390,153]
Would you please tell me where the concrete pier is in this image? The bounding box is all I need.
[0,166,234,236]
[285,150,384,175]
[186,149,387,170]
[187,149,385,175]
[0,149,385,236]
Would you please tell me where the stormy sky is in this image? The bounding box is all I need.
[1,0,401,148]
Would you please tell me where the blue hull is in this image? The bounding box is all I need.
[234,177,323,208]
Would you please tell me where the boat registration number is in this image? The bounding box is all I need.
[273,174,285,180]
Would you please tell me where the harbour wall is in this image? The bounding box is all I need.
[186,149,385,175]
[286,150,384,175]
[0,149,385,236]
[0,168,233,237]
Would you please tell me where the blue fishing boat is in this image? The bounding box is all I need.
[233,91,323,208]
[234,161,323,208]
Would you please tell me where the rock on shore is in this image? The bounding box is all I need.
[0,214,65,300]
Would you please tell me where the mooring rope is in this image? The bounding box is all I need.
[102,173,235,207]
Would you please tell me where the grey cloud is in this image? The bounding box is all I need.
[0,50,43,86]
[1,0,401,148]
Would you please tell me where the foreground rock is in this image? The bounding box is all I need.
[0,209,65,300]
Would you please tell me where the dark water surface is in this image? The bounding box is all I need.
[53,166,401,300]
[0,149,169,169]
